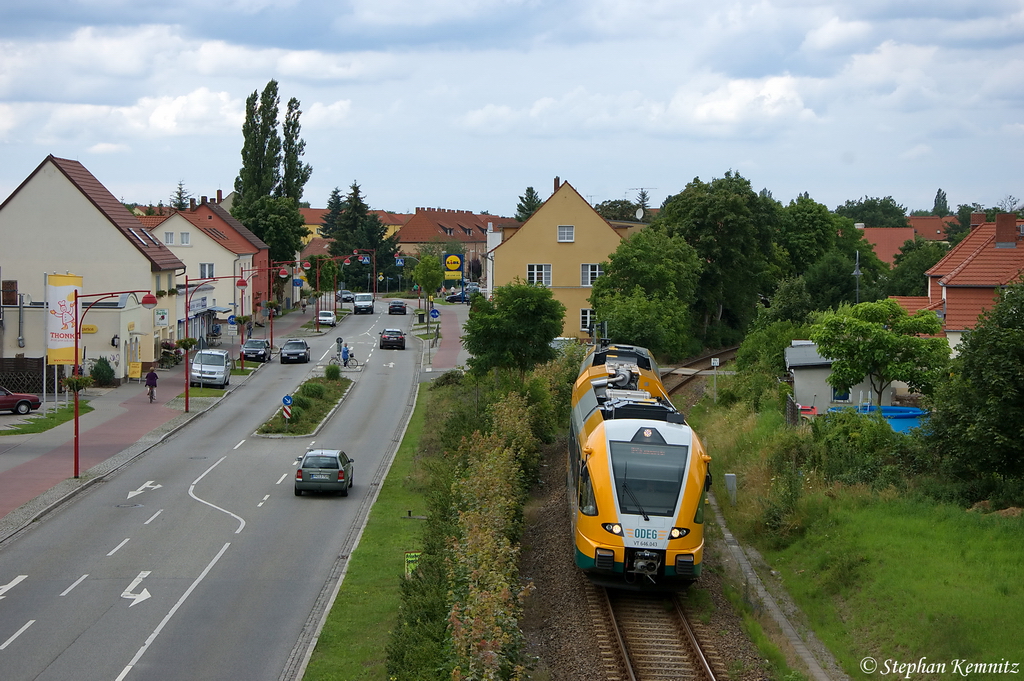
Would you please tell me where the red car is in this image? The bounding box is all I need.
[1,387,42,415]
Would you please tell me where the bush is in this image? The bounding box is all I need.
[324,363,341,381]
[90,356,116,386]
[291,394,312,411]
[300,382,325,400]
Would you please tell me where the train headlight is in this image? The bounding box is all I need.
[601,522,623,536]
[669,527,690,539]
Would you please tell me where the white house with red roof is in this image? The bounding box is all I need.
[891,212,1024,352]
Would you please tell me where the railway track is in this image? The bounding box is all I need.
[662,347,739,396]
[586,583,717,681]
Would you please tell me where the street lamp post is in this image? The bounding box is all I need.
[352,249,377,295]
[73,289,158,478]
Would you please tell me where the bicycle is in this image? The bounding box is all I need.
[328,352,359,368]
[147,385,156,403]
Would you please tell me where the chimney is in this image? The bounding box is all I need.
[201,195,208,204]
[971,212,986,230]
[189,198,196,211]
[216,189,223,203]
[995,213,1017,248]
[554,176,560,193]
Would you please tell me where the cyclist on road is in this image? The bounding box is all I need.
[145,368,159,403]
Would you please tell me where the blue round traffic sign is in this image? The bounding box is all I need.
[227,315,236,325]
[283,395,293,406]
[430,309,440,319]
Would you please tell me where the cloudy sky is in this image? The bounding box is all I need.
[2,0,1022,218]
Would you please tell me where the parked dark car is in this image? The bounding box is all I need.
[337,289,354,303]
[242,338,271,363]
[1,387,42,415]
[379,328,406,350]
[445,291,471,303]
[388,300,407,315]
[280,339,311,364]
[295,449,354,496]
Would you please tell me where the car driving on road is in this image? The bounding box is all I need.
[353,293,375,314]
[242,338,271,363]
[379,328,406,350]
[280,339,311,363]
[295,449,354,496]
[388,300,406,315]
[337,289,354,303]
[1,387,42,415]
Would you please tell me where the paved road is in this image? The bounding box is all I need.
[0,299,454,681]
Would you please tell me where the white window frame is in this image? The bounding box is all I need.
[163,232,174,245]
[199,263,215,279]
[557,225,574,242]
[581,309,595,333]
[581,264,604,286]
[180,232,190,246]
[527,264,552,287]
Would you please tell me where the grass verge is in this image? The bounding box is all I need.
[302,385,428,681]
[258,376,352,435]
[0,402,95,435]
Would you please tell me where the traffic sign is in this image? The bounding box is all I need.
[711,357,720,367]
[227,314,236,325]
[283,405,291,420]
[430,309,440,319]
[283,395,293,406]
[395,258,405,267]
[292,278,302,287]
[302,260,311,269]
[378,274,384,282]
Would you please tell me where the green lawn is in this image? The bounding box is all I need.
[302,386,428,680]
[0,402,95,435]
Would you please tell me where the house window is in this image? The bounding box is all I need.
[581,264,604,286]
[164,232,174,245]
[527,264,551,287]
[180,232,190,246]
[558,225,574,242]
[200,263,215,279]
[581,309,595,333]
[832,387,851,403]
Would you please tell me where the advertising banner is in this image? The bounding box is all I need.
[443,253,464,280]
[47,273,82,365]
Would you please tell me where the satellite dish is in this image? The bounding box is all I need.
[635,207,644,221]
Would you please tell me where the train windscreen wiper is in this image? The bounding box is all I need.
[621,481,650,522]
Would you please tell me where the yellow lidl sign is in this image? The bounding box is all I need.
[444,253,463,280]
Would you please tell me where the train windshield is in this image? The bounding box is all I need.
[609,441,689,517]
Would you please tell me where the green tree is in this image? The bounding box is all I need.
[803,250,884,311]
[757,276,814,327]
[514,186,543,222]
[777,194,841,274]
[810,299,949,406]
[594,199,638,221]
[327,182,399,291]
[932,188,950,217]
[947,203,982,244]
[657,171,778,345]
[589,227,703,358]
[636,189,651,212]
[834,196,910,228]
[886,238,948,296]
[412,255,443,298]
[320,187,344,238]
[245,195,309,268]
[277,97,312,203]
[463,281,565,377]
[736,319,813,375]
[170,181,191,211]
[928,283,1024,481]
[232,80,282,224]
[305,254,339,294]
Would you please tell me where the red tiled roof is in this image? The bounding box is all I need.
[909,215,957,241]
[397,207,517,246]
[177,211,258,255]
[2,156,186,272]
[861,227,916,265]
[137,215,172,228]
[202,202,269,252]
[300,208,412,228]
[301,238,333,258]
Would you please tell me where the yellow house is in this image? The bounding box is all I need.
[491,179,642,339]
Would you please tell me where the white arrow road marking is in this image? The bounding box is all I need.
[0,575,27,599]
[387,362,395,368]
[127,481,162,499]
[121,571,152,607]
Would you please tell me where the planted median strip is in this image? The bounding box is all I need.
[257,368,351,435]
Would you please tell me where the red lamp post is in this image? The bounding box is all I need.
[351,248,377,296]
[72,289,158,478]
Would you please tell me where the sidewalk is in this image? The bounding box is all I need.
[0,309,311,542]
[422,301,471,373]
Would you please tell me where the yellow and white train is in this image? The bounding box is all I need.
[568,342,711,587]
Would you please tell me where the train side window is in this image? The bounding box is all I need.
[693,492,706,524]
[579,465,598,516]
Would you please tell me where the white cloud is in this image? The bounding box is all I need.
[802,16,873,52]
[348,0,537,27]
[88,142,131,154]
[304,99,353,128]
[900,144,931,160]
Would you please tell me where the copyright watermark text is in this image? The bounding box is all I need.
[860,657,1020,678]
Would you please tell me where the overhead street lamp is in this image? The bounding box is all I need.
[72,289,158,478]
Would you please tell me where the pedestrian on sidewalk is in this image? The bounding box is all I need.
[145,368,159,403]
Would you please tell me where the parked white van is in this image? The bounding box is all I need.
[190,349,231,389]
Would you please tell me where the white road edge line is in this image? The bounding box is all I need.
[233,440,245,449]
[107,538,130,556]
[188,456,246,534]
[0,620,35,650]
[60,574,89,596]
[114,542,230,681]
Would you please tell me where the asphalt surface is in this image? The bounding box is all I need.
[0,299,472,681]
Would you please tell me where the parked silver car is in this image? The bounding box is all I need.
[294,449,354,496]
